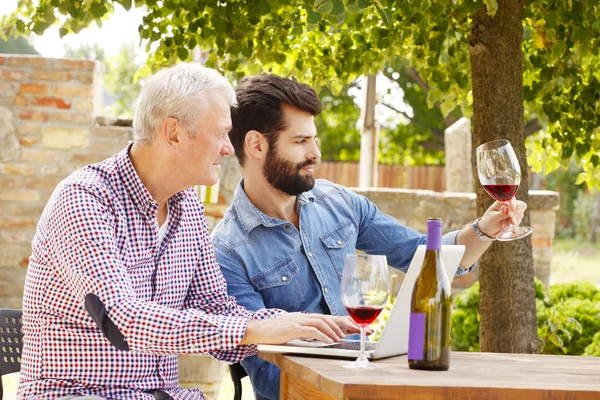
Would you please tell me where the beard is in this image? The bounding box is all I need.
[263,148,316,196]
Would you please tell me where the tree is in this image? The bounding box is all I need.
[64,41,106,62]
[3,0,599,354]
[0,35,38,54]
[104,43,142,119]
[470,0,537,353]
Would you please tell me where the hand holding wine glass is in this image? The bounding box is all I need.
[476,139,533,241]
[341,254,389,369]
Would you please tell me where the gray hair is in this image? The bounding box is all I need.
[132,63,236,144]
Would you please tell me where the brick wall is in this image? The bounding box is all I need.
[0,54,132,307]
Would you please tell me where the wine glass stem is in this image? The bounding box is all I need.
[357,326,368,363]
[503,201,517,232]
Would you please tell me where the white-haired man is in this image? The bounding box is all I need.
[17,64,359,400]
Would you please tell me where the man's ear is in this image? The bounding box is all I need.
[162,117,181,150]
[245,130,269,161]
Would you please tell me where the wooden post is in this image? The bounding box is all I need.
[359,75,378,188]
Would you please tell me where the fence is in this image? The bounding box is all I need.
[314,162,446,192]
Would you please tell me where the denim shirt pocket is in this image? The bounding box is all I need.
[250,256,306,311]
[320,219,357,280]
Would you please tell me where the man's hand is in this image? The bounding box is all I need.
[240,313,362,345]
[478,197,527,237]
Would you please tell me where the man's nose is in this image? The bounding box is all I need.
[221,134,234,156]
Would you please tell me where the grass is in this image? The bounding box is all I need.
[550,237,600,285]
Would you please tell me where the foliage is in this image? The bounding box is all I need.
[583,332,600,356]
[315,84,361,162]
[451,282,481,352]
[452,279,600,356]
[0,35,38,55]
[64,42,106,62]
[573,191,597,241]
[2,0,599,186]
[104,43,143,119]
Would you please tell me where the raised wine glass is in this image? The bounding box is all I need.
[341,254,389,369]
[476,139,533,241]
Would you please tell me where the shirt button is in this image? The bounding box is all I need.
[308,252,313,257]
[336,240,342,245]
[281,276,288,282]
[191,345,198,352]
[285,225,291,230]
[324,288,329,294]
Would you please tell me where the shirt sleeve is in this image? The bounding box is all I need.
[214,244,283,396]
[339,186,475,275]
[49,182,276,361]
[182,215,285,363]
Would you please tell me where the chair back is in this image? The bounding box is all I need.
[0,308,23,399]
[229,362,248,400]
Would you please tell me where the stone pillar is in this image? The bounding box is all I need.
[178,355,226,400]
[529,191,560,287]
[444,117,474,193]
[0,54,129,307]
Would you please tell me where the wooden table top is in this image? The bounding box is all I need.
[259,351,600,400]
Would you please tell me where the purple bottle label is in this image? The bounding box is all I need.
[408,312,425,360]
[426,219,442,250]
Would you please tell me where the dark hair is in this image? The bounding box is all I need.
[229,74,322,166]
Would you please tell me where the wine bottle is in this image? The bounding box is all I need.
[408,217,452,371]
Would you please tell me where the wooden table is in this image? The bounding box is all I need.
[259,351,600,399]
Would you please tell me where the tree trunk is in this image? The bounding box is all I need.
[469,0,538,353]
[591,192,600,243]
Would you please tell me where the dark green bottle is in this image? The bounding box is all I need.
[408,217,452,371]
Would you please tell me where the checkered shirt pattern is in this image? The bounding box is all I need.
[17,143,283,400]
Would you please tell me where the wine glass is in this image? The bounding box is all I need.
[340,254,389,369]
[476,139,533,241]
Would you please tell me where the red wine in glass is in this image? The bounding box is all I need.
[341,254,389,369]
[476,139,533,241]
[345,306,384,326]
[482,184,519,202]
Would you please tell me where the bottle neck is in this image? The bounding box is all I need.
[426,224,442,251]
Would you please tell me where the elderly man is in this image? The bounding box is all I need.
[17,64,358,400]
[211,74,528,399]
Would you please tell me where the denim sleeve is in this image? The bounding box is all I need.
[214,244,281,400]
[341,187,474,275]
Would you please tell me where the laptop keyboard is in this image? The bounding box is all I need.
[326,341,377,351]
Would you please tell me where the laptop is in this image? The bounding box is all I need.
[257,244,466,360]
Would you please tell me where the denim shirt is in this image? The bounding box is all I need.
[212,179,471,400]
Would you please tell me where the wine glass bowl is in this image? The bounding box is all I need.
[476,139,533,241]
[341,254,389,369]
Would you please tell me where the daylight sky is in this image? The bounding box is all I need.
[0,0,144,58]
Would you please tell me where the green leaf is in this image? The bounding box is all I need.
[314,0,333,14]
[375,4,392,24]
[548,332,565,352]
[346,0,361,13]
[570,27,587,42]
[566,317,583,334]
[484,0,498,16]
[177,46,189,61]
[118,0,133,11]
[575,173,587,185]
[90,2,106,19]
[307,9,321,24]
[330,0,345,16]
[551,40,566,60]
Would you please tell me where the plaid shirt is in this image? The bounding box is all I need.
[18,143,283,400]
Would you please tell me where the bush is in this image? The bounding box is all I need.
[452,280,600,356]
[584,332,600,356]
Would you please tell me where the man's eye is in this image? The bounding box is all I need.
[298,139,306,144]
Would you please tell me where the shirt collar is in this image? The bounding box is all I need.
[116,142,186,215]
[233,178,316,234]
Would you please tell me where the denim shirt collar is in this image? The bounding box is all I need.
[232,178,315,234]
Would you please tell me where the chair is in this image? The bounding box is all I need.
[229,362,248,400]
[0,309,24,400]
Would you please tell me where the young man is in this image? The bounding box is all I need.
[211,74,527,399]
[17,65,359,400]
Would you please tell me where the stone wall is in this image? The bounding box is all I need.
[0,54,132,308]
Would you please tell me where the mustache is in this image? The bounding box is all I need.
[297,160,316,169]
